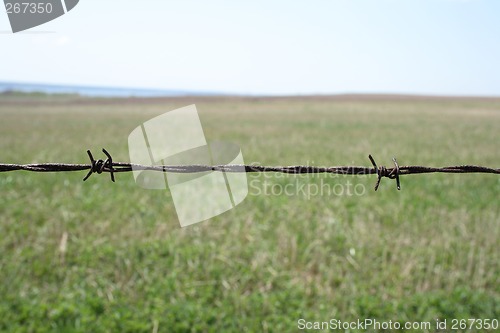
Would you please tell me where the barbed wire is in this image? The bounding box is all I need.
[0,149,499,191]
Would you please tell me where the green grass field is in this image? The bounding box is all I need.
[0,94,499,332]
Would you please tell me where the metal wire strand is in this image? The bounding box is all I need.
[0,149,498,191]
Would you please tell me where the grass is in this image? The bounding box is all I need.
[0,94,499,332]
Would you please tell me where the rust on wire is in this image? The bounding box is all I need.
[0,149,499,191]
[368,155,401,191]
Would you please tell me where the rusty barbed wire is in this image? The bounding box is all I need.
[0,148,499,191]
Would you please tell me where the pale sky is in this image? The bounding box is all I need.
[1,0,500,95]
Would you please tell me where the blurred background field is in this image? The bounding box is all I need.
[0,94,499,332]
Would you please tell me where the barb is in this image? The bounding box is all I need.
[0,149,498,191]
[83,148,115,182]
[369,155,401,191]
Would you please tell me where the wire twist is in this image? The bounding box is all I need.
[83,148,115,182]
[369,155,401,191]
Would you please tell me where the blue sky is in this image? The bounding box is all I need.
[1,0,500,95]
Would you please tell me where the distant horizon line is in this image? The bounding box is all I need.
[1,80,499,99]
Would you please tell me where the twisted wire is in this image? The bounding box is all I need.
[0,149,498,191]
